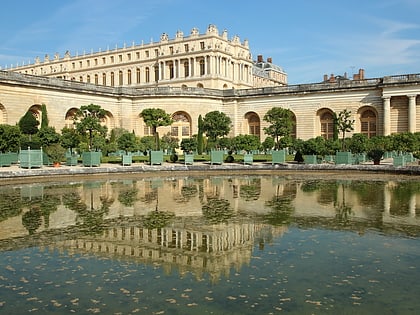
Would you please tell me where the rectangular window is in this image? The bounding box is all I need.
[87,60,90,67]
[145,50,149,58]
[182,126,190,137]
[119,55,122,62]
[110,56,114,63]
[72,62,75,69]
[136,52,140,59]
[184,44,189,52]
[144,126,151,135]
[94,58,98,65]
[171,126,178,137]
[200,42,205,50]
[79,61,83,68]
[102,57,106,64]
[169,46,174,55]
[154,49,159,57]
[127,53,131,60]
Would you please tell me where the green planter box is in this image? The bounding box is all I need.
[210,150,224,165]
[271,150,286,164]
[393,155,406,167]
[335,151,353,165]
[66,155,78,166]
[184,153,194,165]
[20,149,43,169]
[82,151,101,167]
[0,152,17,167]
[243,153,253,165]
[304,155,317,164]
[122,154,132,166]
[149,150,163,165]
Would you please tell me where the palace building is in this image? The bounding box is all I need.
[1,25,420,142]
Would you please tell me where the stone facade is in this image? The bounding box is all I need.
[7,25,287,90]
[0,25,420,142]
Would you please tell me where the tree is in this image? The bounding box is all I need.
[232,134,260,153]
[60,127,80,154]
[40,103,49,129]
[263,107,294,149]
[37,126,60,147]
[139,108,173,150]
[0,124,21,152]
[73,104,108,151]
[180,137,197,153]
[117,131,138,154]
[201,111,231,148]
[335,109,354,151]
[18,111,39,140]
[197,114,204,154]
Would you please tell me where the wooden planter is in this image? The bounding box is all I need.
[66,155,78,166]
[149,150,163,165]
[19,149,43,169]
[271,150,286,165]
[122,154,132,166]
[243,153,253,165]
[82,151,101,167]
[210,150,224,165]
[304,154,318,164]
[335,151,353,165]
[184,153,194,165]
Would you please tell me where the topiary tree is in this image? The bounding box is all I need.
[335,109,355,151]
[263,107,295,150]
[60,127,80,155]
[18,111,39,141]
[139,108,173,151]
[180,137,197,153]
[37,126,60,147]
[73,104,108,151]
[197,114,204,154]
[232,134,260,153]
[40,103,49,129]
[117,131,138,154]
[201,111,231,149]
[0,124,21,152]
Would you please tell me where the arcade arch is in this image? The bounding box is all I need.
[171,111,191,140]
[317,109,335,139]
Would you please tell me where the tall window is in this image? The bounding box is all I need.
[145,67,150,83]
[320,111,334,139]
[154,65,159,82]
[136,68,141,84]
[169,62,174,79]
[171,112,191,140]
[94,74,98,85]
[102,73,106,85]
[245,112,260,138]
[119,71,123,85]
[127,70,132,85]
[199,59,205,75]
[111,72,115,86]
[87,75,91,83]
[184,61,189,77]
[360,109,377,138]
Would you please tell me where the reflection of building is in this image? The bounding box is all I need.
[1,26,420,142]
[55,219,258,283]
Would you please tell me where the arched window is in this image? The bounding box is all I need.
[184,61,189,77]
[65,108,78,129]
[360,109,377,138]
[168,62,174,79]
[245,112,260,138]
[119,71,123,86]
[110,72,115,86]
[127,69,132,85]
[94,74,98,85]
[171,112,191,140]
[136,68,141,84]
[102,73,106,85]
[145,67,150,83]
[320,111,335,139]
[154,65,159,82]
[87,75,91,83]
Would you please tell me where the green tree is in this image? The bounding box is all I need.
[18,111,39,140]
[117,131,138,154]
[201,111,231,147]
[0,124,21,152]
[232,134,260,153]
[38,126,60,147]
[160,132,179,152]
[40,103,49,129]
[180,137,197,153]
[263,107,295,149]
[335,109,355,151]
[139,108,173,150]
[73,104,107,151]
[348,133,369,154]
[197,114,204,154]
[60,127,80,154]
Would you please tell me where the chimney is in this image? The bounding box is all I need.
[267,57,272,63]
[323,74,328,82]
[359,68,365,80]
[257,55,263,62]
[329,74,335,82]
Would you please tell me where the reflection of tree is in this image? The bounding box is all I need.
[140,189,158,204]
[350,181,385,207]
[22,206,42,235]
[143,210,175,229]
[39,193,60,228]
[263,195,294,225]
[301,180,338,205]
[202,198,234,224]
[0,189,23,222]
[389,182,420,216]
[63,192,113,235]
[239,178,261,201]
[175,185,198,203]
[334,183,353,225]
[118,187,138,207]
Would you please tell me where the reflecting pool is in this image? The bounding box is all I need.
[1,174,419,314]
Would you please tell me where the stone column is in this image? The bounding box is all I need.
[408,94,417,133]
[383,96,391,136]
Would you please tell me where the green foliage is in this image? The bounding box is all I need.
[40,104,49,129]
[263,107,295,149]
[197,114,204,154]
[19,111,39,137]
[160,132,179,152]
[140,108,173,150]
[44,143,66,163]
[143,211,175,229]
[202,111,232,143]
[232,134,260,153]
[37,126,60,147]
[348,133,369,154]
[335,109,355,150]
[73,104,108,150]
[262,136,275,152]
[0,124,21,152]
[60,127,80,153]
[180,137,197,153]
[117,131,138,154]
[139,136,156,152]
[218,137,232,150]
[389,132,420,153]
[202,198,234,224]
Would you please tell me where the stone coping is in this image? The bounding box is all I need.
[1,160,420,182]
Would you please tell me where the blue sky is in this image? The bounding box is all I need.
[1,0,419,84]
